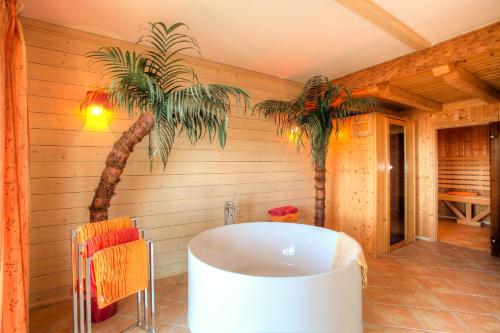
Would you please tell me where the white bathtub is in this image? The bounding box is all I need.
[188,222,363,333]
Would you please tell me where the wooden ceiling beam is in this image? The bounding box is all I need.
[333,22,500,89]
[335,0,430,50]
[433,64,500,103]
[373,83,442,112]
[340,85,442,111]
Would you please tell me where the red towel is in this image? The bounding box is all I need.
[268,206,298,216]
[86,227,139,257]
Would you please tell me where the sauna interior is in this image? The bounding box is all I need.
[437,125,492,251]
[2,1,500,332]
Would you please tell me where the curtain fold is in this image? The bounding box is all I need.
[1,0,30,332]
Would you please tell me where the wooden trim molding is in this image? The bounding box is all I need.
[335,0,430,50]
[333,22,500,89]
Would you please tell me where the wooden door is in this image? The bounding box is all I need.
[490,122,500,256]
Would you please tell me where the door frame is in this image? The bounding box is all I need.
[377,115,416,253]
[431,120,499,256]
[489,121,499,256]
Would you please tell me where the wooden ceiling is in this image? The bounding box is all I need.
[333,22,500,112]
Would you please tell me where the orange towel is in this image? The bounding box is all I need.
[93,239,149,309]
[77,216,132,244]
[269,212,299,222]
[76,216,133,281]
[87,228,140,294]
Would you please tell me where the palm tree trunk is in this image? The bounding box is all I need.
[314,160,326,227]
[89,111,155,222]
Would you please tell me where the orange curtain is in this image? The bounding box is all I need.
[1,0,30,332]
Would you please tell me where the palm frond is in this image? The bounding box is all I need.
[254,99,303,138]
[255,75,381,170]
[87,22,250,169]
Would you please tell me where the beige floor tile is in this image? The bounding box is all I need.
[369,304,423,329]
[410,308,468,332]
[368,272,391,288]
[463,270,500,283]
[370,263,407,275]
[484,281,500,295]
[163,284,188,301]
[434,292,487,313]
[475,296,500,316]
[381,327,427,333]
[454,312,500,332]
[414,277,458,293]
[91,314,137,333]
[364,287,405,306]
[131,322,189,333]
[167,326,191,333]
[155,298,187,325]
[363,302,378,325]
[448,278,499,297]
[117,295,139,318]
[386,276,423,291]
[363,323,385,332]
[396,290,443,309]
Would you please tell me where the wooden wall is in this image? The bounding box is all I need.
[23,18,317,308]
[437,125,490,160]
[405,103,500,240]
[326,115,377,255]
[327,113,415,256]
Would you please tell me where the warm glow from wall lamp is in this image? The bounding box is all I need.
[289,126,299,143]
[82,91,111,131]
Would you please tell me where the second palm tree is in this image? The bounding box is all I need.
[254,76,378,227]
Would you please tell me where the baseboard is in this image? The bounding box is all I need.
[416,236,431,241]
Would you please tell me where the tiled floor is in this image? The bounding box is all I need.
[438,219,490,252]
[30,274,190,333]
[31,241,500,333]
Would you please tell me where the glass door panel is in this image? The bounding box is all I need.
[389,124,405,246]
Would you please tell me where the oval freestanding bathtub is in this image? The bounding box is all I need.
[188,222,363,333]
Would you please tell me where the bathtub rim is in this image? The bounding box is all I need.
[188,222,361,280]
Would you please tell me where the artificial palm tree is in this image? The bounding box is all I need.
[85,22,249,222]
[254,76,378,227]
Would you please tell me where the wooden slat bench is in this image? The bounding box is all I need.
[438,157,491,226]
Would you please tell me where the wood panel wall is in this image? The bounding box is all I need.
[405,103,500,240]
[327,114,415,256]
[438,125,490,159]
[327,115,377,255]
[23,18,317,308]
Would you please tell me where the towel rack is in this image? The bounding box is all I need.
[71,218,156,333]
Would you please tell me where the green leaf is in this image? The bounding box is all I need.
[87,22,250,169]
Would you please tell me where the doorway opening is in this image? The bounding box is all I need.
[437,124,491,252]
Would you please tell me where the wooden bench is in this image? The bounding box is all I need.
[438,157,490,226]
